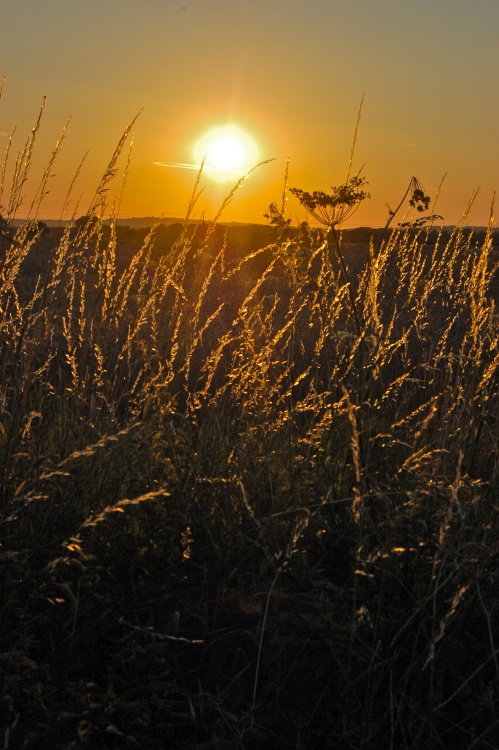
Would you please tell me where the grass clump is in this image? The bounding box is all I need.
[0,91,498,749]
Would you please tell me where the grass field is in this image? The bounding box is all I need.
[1,105,498,749]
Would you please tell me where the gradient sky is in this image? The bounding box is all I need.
[1,0,498,226]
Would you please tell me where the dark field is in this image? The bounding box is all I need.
[1,211,498,749]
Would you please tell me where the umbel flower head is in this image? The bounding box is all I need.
[290,174,370,227]
[408,176,431,212]
[389,176,442,228]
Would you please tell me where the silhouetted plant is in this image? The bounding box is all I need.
[377,175,442,249]
[264,200,291,232]
[290,174,370,228]
[264,157,293,240]
[291,175,370,338]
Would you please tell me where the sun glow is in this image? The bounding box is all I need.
[194,125,258,181]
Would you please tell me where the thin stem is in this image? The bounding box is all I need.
[329,225,363,339]
[346,93,365,183]
[373,180,413,258]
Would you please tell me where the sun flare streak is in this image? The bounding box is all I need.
[153,161,244,174]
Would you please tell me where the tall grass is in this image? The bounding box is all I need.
[0,95,498,749]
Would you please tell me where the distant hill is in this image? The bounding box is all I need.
[9,217,497,249]
[16,217,188,229]
[25,216,266,230]
[107,217,192,229]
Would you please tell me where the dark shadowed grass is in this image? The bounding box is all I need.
[0,99,498,749]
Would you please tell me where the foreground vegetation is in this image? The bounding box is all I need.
[1,100,498,748]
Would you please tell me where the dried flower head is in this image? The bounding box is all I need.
[290,175,370,227]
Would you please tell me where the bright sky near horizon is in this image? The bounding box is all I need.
[1,0,498,226]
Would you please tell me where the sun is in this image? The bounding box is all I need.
[194,125,258,182]
[206,135,245,171]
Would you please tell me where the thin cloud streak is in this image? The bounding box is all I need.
[154,161,243,174]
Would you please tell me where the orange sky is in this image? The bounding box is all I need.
[1,0,498,227]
